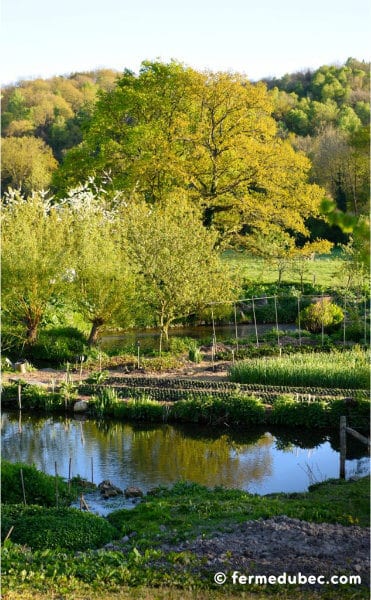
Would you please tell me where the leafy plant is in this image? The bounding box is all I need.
[1,461,74,506]
[2,505,117,550]
[299,299,344,333]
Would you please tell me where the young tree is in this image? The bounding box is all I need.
[63,185,135,346]
[124,194,238,353]
[1,191,72,345]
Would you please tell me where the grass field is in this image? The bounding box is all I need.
[223,251,346,290]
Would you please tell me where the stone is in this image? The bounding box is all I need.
[124,486,144,498]
[73,400,89,412]
[98,480,123,498]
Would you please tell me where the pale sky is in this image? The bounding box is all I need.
[1,0,370,85]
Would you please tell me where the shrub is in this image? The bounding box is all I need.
[299,299,344,333]
[1,461,74,506]
[112,396,164,421]
[188,342,203,363]
[22,327,86,364]
[91,386,120,416]
[269,396,329,428]
[1,383,63,411]
[1,505,117,550]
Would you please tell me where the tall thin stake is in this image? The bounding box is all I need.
[68,456,72,491]
[211,307,217,369]
[234,303,239,352]
[339,416,347,479]
[321,295,325,346]
[252,298,259,347]
[55,461,59,507]
[20,468,26,505]
[343,296,347,346]
[274,296,280,347]
[17,384,22,411]
[91,457,94,484]
[297,296,302,346]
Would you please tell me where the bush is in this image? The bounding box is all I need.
[188,342,203,363]
[22,327,86,364]
[1,461,74,506]
[1,383,63,411]
[1,505,117,550]
[269,396,329,428]
[299,299,344,333]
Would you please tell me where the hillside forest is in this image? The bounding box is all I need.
[1,58,369,355]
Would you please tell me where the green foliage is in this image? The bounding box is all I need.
[229,348,369,389]
[86,370,109,385]
[1,505,117,550]
[188,342,202,363]
[1,477,369,596]
[1,461,74,506]
[1,383,63,412]
[22,327,86,364]
[270,396,329,428]
[299,299,344,333]
[1,136,58,194]
[170,395,266,426]
[112,396,164,421]
[1,192,73,346]
[91,386,120,416]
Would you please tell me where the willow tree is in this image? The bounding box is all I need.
[124,194,238,353]
[64,185,135,346]
[1,190,72,345]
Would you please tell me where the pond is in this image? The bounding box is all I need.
[2,413,368,515]
[100,323,295,352]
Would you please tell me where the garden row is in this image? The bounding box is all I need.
[99,375,368,399]
[2,382,369,429]
[79,383,368,404]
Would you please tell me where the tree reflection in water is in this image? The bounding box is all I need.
[1,413,369,495]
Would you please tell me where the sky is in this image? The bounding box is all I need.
[1,0,370,85]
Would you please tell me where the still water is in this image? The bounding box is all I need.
[2,413,368,515]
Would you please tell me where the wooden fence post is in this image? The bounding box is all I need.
[339,416,347,479]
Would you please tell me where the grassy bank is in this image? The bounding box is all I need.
[1,473,369,600]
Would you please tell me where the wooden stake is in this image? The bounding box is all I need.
[91,457,94,484]
[252,298,259,347]
[340,416,347,479]
[55,461,59,507]
[274,295,280,347]
[297,297,302,346]
[20,468,26,505]
[18,384,22,410]
[4,526,14,542]
[234,303,239,352]
[68,456,72,491]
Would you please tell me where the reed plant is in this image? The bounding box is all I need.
[229,347,369,389]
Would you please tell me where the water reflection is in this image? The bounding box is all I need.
[2,413,369,500]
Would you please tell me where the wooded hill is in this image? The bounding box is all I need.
[1,58,369,242]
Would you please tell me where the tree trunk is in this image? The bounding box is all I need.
[26,323,39,345]
[88,319,104,347]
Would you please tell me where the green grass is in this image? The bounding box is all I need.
[229,348,370,389]
[223,250,346,290]
[2,477,369,599]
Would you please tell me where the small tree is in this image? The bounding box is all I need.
[124,195,237,353]
[1,190,72,346]
[65,185,135,346]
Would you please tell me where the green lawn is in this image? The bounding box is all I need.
[223,251,346,290]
